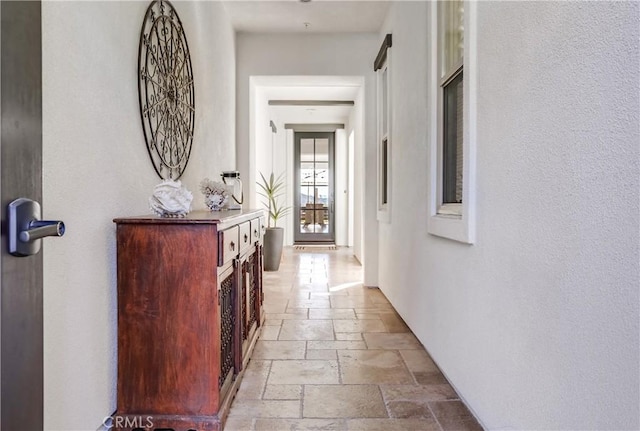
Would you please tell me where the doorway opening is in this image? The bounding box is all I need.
[294,131,335,244]
[248,76,365,261]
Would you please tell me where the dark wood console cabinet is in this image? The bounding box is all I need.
[113,210,265,431]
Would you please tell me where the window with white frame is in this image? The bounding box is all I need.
[375,34,392,222]
[428,0,476,243]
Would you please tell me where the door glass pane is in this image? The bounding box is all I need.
[315,139,329,161]
[297,136,333,238]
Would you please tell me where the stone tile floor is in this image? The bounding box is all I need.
[226,247,482,431]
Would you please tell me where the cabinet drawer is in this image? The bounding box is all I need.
[250,217,262,245]
[218,226,239,267]
[239,221,252,255]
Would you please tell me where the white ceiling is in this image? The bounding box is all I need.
[228,4,382,125]
[222,0,390,33]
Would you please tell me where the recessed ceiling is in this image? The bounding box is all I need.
[255,77,363,125]
[222,0,391,33]
[270,104,353,124]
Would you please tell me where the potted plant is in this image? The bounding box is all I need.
[257,172,290,271]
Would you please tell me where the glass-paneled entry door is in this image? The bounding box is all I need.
[294,132,335,243]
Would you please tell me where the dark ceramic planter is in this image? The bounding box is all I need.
[263,227,284,271]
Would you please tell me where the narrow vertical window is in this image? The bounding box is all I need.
[380,65,389,206]
[382,138,388,205]
[375,34,392,222]
[428,0,476,243]
[439,0,464,212]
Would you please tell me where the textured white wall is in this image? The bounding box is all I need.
[335,128,348,246]
[236,33,379,284]
[253,93,293,237]
[41,1,236,429]
[348,87,365,263]
[378,1,639,429]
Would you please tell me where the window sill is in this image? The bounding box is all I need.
[437,203,462,216]
[427,213,474,244]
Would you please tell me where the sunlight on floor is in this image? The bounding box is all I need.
[225,247,482,431]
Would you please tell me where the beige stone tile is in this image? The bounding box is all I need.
[252,340,306,360]
[235,360,271,400]
[279,319,335,341]
[285,308,310,315]
[228,399,301,418]
[306,349,338,360]
[268,360,339,385]
[346,287,387,301]
[303,385,387,418]
[330,296,381,309]
[264,286,294,294]
[398,350,439,373]
[265,290,295,298]
[263,276,292,285]
[309,276,329,283]
[428,401,483,431]
[223,417,254,431]
[313,290,348,298]
[363,333,422,350]
[310,309,356,320]
[298,280,329,287]
[327,282,364,292]
[379,313,410,333]
[235,377,266,400]
[381,384,459,402]
[386,400,432,418]
[264,319,283,326]
[263,302,288,313]
[309,291,332,298]
[370,294,392,305]
[326,283,352,290]
[289,298,332,309]
[346,418,440,431]
[287,291,312,300]
[307,340,367,350]
[338,350,413,385]
[336,333,362,341]
[255,419,346,431]
[259,325,281,340]
[244,359,272,376]
[263,384,302,400]
[353,305,394,313]
[334,319,387,333]
[356,313,380,320]
[413,371,449,385]
[305,284,331,292]
[265,311,308,320]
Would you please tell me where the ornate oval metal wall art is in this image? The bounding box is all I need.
[138,0,195,179]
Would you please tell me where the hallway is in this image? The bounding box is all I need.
[226,248,482,431]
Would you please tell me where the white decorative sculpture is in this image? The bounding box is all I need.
[149,179,193,217]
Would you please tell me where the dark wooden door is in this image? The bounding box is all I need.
[0,2,44,429]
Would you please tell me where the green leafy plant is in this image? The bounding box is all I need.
[257,172,290,228]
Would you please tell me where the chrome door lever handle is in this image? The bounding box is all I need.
[20,220,65,242]
[8,198,65,257]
